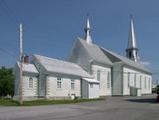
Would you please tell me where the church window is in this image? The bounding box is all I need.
[57,77,62,88]
[134,73,137,87]
[140,75,142,89]
[71,79,75,90]
[144,76,146,89]
[29,77,33,88]
[128,72,130,88]
[107,72,110,89]
[97,70,100,81]
[149,78,151,89]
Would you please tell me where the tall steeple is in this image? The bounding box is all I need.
[126,15,139,62]
[84,15,92,44]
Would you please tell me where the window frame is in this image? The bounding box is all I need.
[28,77,33,89]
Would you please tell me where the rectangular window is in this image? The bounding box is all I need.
[107,72,110,89]
[134,73,137,87]
[140,75,142,89]
[128,72,130,88]
[145,76,146,89]
[149,77,151,89]
[97,70,100,81]
[29,77,33,88]
[71,79,75,90]
[57,77,62,88]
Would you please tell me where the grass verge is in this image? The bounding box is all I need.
[0,98,104,106]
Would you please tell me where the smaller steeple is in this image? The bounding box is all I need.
[126,15,139,62]
[84,15,92,44]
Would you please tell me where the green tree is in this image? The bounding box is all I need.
[0,67,14,97]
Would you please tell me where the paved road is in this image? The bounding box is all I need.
[0,95,159,120]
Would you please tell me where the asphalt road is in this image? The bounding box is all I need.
[0,95,159,120]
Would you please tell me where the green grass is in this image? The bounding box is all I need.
[0,98,19,106]
[0,98,104,106]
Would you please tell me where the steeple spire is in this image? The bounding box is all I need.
[84,15,92,44]
[126,15,139,62]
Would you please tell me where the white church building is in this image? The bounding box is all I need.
[14,16,152,100]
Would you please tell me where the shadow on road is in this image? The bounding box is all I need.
[126,98,158,104]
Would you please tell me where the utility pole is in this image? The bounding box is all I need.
[19,23,23,105]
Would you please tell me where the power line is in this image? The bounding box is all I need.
[0,0,21,62]
[0,0,20,25]
[0,47,17,59]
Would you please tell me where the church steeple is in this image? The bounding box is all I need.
[126,15,139,62]
[84,15,92,44]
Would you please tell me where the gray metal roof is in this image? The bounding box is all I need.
[33,54,92,78]
[78,38,113,66]
[101,47,151,74]
[16,61,39,74]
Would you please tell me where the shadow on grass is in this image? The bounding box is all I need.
[126,98,158,104]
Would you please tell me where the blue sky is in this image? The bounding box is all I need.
[0,0,159,81]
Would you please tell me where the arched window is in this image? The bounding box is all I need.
[29,77,33,88]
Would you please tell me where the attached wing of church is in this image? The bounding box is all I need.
[14,16,152,100]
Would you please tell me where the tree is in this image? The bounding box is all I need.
[0,67,14,98]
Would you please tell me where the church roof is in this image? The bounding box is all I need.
[77,38,113,66]
[101,47,151,74]
[33,54,92,78]
[16,61,39,74]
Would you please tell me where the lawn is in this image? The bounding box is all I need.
[0,98,104,106]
